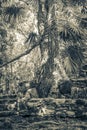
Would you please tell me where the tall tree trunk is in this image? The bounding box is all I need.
[35,0,54,97]
[35,0,69,98]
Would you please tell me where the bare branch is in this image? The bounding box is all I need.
[0,32,45,68]
[0,44,39,68]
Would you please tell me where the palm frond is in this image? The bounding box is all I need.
[64,45,84,74]
[59,23,85,44]
[25,32,38,46]
[64,57,79,74]
[67,45,84,65]
[4,5,24,23]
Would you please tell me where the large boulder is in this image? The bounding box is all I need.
[58,80,73,98]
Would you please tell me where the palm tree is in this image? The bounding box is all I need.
[30,0,87,97]
[0,0,87,97]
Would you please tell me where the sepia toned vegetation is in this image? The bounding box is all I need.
[0,0,87,129]
[0,0,86,97]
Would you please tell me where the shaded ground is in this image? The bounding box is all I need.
[0,98,87,130]
[0,115,87,130]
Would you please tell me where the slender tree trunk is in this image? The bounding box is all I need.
[35,0,58,97]
[35,0,69,98]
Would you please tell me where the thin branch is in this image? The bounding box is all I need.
[0,44,39,68]
[0,32,45,68]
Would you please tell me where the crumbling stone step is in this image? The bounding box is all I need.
[0,111,16,117]
[72,78,87,86]
[0,94,17,99]
[0,97,17,104]
[20,98,87,119]
[0,95,17,114]
[0,98,17,104]
[71,87,87,98]
[0,104,8,111]
[28,118,87,130]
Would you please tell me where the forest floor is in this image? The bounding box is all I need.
[0,96,87,130]
[0,114,87,130]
